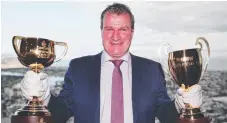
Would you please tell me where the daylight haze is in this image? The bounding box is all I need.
[1,1,227,70]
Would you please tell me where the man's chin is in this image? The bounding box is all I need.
[104,49,128,59]
[111,52,125,59]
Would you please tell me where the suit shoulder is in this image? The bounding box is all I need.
[70,55,93,63]
[132,54,161,66]
[69,53,100,66]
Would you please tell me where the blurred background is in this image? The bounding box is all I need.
[1,1,227,123]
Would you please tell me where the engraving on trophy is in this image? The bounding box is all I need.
[29,40,51,59]
[169,56,198,68]
[38,40,50,59]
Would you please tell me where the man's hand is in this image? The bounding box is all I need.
[175,84,203,112]
[21,71,51,104]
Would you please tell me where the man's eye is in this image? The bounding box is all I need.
[120,28,127,31]
[106,28,113,31]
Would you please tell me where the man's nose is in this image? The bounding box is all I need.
[111,30,120,41]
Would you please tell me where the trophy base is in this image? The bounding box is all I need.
[11,116,52,123]
[177,108,211,123]
[11,96,53,123]
[177,117,211,123]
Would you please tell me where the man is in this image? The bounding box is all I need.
[21,3,202,123]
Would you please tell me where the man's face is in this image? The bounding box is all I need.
[102,12,134,59]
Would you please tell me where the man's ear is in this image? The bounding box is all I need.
[131,29,134,35]
[101,28,104,35]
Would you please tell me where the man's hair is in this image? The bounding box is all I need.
[100,3,135,30]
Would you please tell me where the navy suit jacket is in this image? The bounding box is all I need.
[48,52,179,123]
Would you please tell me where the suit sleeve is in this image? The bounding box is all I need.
[155,63,179,123]
[47,61,75,123]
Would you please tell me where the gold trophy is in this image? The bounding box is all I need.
[12,36,68,123]
[159,37,211,123]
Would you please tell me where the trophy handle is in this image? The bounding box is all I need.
[195,37,210,79]
[12,36,23,57]
[54,42,68,62]
[158,43,172,77]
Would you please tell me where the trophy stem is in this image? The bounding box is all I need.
[29,63,44,73]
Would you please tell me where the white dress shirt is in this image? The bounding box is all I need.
[100,51,133,123]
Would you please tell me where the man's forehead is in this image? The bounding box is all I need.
[104,12,130,18]
[103,13,131,25]
[103,21,130,28]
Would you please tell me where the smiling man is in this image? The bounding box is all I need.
[102,11,133,58]
[20,3,203,123]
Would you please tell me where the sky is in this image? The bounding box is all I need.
[1,1,227,70]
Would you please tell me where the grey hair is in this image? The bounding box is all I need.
[100,3,135,30]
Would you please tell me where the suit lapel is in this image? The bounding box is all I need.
[87,52,102,123]
[131,54,144,123]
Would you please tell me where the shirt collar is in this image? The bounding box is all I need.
[101,50,130,65]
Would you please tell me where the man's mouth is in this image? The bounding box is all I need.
[110,42,123,45]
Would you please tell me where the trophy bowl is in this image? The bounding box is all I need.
[168,48,202,88]
[11,36,68,123]
[12,36,67,72]
[159,37,211,123]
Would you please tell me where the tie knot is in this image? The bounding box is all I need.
[111,60,123,68]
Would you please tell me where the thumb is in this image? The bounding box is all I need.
[187,84,201,94]
[38,72,48,81]
[177,88,184,96]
